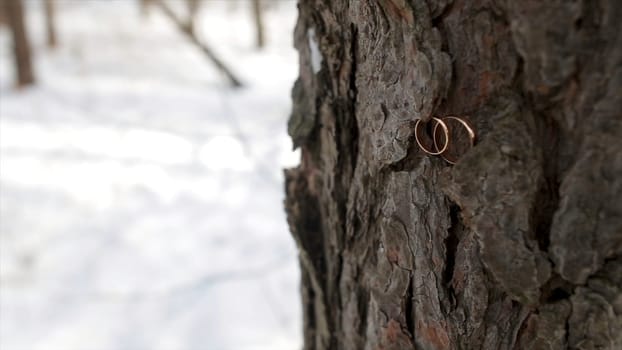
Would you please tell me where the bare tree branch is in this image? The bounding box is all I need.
[154,0,243,88]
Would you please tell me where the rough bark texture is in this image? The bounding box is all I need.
[285,0,622,349]
[4,0,35,87]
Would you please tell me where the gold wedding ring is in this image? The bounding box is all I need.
[433,116,476,164]
[415,117,449,155]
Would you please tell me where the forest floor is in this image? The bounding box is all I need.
[0,1,301,349]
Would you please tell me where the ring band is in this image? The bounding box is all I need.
[433,116,476,164]
[415,117,449,155]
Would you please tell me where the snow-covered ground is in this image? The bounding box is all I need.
[0,1,301,349]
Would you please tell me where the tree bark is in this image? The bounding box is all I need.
[43,0,57,48]
[4,0,35,87]
[285,1,622,349]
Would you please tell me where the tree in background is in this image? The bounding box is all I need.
[0,2,6,26]
[3,0,35,87]
[140,0,154,17]
[186,0,200,34]
[251,0,264,49]
[43,0,57,48]
[286,0,622,349]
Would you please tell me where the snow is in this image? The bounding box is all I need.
[0,1,301,349]
[307,28,322,74]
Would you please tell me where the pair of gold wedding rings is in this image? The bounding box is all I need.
[414,116,476,164]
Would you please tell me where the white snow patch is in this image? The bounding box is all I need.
[1,120,194,165]
[198,135,253,171]
[308,28,323,74]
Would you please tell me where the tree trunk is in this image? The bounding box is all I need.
[285,1,622,349]
[43,0,57,48]
[4,0,35,87]
[251,0,265,49]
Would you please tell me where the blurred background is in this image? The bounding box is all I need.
[0,1,301,349]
